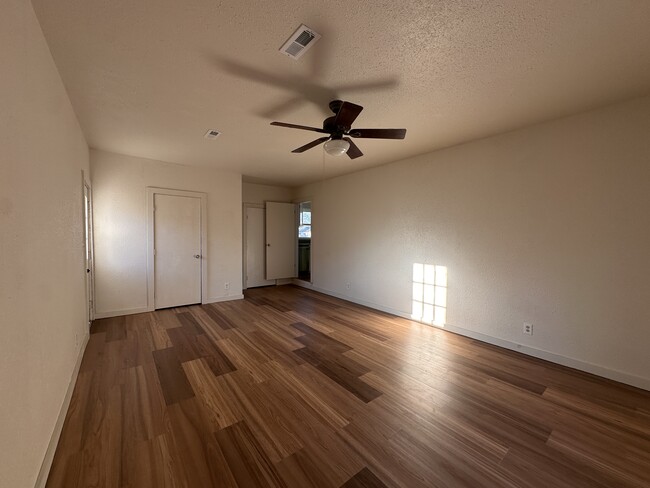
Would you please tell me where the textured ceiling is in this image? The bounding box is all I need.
[32,0,650,186]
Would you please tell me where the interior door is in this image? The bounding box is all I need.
[266,201,297,280]
[246,207,275,288]
[154,194,202,308]
[83,182,94,323]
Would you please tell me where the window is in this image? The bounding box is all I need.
[412,263,447,327]
[299,202,311,238]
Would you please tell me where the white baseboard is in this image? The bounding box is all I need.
[35,330,90,488]
[95,296,245,319]
[94,306,149,319]
[442,322,650,391]
[291,281,409,318]
[206,294,244,304]
[291,278,314,289]
[289,281,649,392]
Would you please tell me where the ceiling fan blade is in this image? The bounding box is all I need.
[292,137,330,153]
[348,128,407,139]
[343,137,363,159]
[271,122,329,134]
[335,77,400,93]
[216,58,336,116]
[259,96,307,119]
[334,101,364,128]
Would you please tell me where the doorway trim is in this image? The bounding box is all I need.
[296,200,312,284]
[82,171,95,324]
[242,202,265,290]
[146,187,208,311]
[294,196,313,285]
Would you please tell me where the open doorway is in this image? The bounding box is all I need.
[298,201,311,282]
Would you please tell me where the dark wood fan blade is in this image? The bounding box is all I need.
[343,137,363,159]
[348,128,406,139]
[333,101,363,128]
[271,122,329,134]
[292,137,330,153]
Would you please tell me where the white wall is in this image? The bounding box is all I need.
[91,150,243,316]
[0,1,90,486]
[242,182,293,205]
[295,95,650,389]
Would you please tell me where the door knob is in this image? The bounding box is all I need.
[267,243,270,247]
[194,254,201,259]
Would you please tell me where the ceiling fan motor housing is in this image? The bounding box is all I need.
[324,99,349,136]
[323,116,345,138]
[328,100,344,113]
[270,99,406,159]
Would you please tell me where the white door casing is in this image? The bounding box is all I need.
[83,177,95,323]
[245,206,275,288]
[266,201,297,280]
[146,188,207,311]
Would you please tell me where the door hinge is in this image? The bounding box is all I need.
[153,249,156,256]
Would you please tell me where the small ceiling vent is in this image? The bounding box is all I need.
[204,129,221,140]
[279,24,321,59]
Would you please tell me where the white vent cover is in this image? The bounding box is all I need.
[204,129,221,140]
[279,24,321,59]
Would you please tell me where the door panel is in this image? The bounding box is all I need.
[266,202,297,280]
[83,182,94,323]
[154,194,202,308]
[246,207,275,288]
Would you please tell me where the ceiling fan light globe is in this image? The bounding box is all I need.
[323,139,350,156]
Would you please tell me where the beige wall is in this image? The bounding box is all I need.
[242,182,293,205]
[296,95,650,389]
[0,1,90,487]
[91,150,243,316]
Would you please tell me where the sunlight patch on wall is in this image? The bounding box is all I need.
[412,263,447,327]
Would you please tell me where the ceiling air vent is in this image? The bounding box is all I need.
[279,24,321,59]
[204,129,221,140]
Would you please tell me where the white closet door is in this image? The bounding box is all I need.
[246,207,275,288]
[154,194,202,308]
[265,202,297,280]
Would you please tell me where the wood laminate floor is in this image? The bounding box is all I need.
[47,285,650,487]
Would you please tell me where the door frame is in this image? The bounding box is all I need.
[293,196,313,285]
[296,200,312,284]
[82,171,95,324]
[242,202,265,290]
[146,187,208,311]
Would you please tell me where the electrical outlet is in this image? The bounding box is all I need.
[345,282,351,290]
[224,282,230,290]
[523,322,533,335]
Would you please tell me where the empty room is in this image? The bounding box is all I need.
[2,0,650,487]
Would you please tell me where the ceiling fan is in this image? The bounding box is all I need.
[270,100,406,159]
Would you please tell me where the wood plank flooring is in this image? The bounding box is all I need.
[47,285,650,487]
